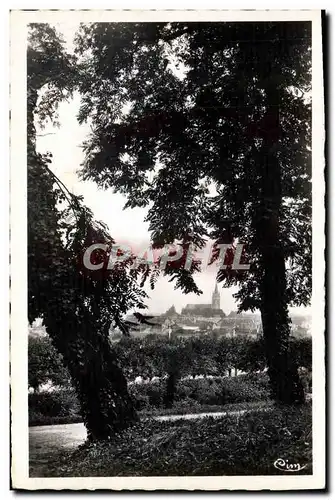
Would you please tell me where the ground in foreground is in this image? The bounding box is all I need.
[31,404,312,477]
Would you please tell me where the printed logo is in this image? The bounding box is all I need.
[274,458,307,472]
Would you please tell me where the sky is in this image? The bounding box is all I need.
[35,22,310,316]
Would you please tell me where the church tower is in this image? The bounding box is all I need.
[212,283,220,310]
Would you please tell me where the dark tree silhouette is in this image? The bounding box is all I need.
[74,22,311,404]
[27,24,148,440]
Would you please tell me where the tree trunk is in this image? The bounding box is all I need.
[28,173,138,438]
[260,276,305,404]
[27,78,137,441]
[163,372,178,409]
[44,312,138,441]
[256,80,305,404]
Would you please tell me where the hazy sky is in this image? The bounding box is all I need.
[34,22,309,316]
[36,94,241,314]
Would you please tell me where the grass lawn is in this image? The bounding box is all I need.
[38,403,312,477]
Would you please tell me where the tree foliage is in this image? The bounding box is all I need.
[74,22,311,304]
[73,22,312,404]
[30,334,311,399]
[27,23,148,440]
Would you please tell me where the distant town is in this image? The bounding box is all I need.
[118,284,311,341]
[28,283,311,341]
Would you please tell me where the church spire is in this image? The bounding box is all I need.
[212,282,220,310]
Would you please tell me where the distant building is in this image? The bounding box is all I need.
[161,305,179,319]
[212,283,220,310]
[181,283,224,316]
[183,303,212,312]
[117,285,312,341]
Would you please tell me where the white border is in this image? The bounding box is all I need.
[10,9,325,491]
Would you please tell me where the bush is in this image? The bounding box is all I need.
[175,374,271,406]
[129,381,162,410]
[29,389,80,424]
[290,337,312,370]
[221,376,270,403]
[132,393,150,411]
[177,379,223,405]
[172,398,202,412]
[147,386,163,408]
[130,373,271,411]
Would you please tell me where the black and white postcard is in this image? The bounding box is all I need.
[10,9,325,490]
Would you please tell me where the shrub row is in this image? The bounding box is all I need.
[29,373,272,424]
[29,334,312,392]
[129,372,271,411]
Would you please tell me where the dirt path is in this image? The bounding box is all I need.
[29,423,86,477]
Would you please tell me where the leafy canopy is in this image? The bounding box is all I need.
[74,22,312,311]
[28,23,148,336]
